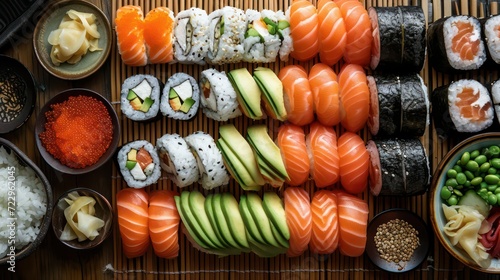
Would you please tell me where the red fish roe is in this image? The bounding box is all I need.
[39,95,113,169]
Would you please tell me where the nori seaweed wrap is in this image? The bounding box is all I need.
[400,74,428,136]
[400,138,430,195]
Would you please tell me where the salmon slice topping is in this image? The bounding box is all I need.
[451,21,480,61]
[455,87,492,122]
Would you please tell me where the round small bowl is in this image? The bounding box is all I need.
[366,208,429,273]
[33,0,111,80]
[0,55,37,134]
[0,137,53,265]
[52,187,112,250]
[431,132,500,273]
[34,88,120,175]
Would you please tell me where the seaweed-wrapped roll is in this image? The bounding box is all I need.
[160,73,200,120]
[121,74,162,121]
[118,140,162,188]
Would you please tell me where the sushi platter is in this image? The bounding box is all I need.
[4,0,500,279]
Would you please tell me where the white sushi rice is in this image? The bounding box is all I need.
[243,9,281,63]
[199,68,241,121]
[485,15,500,64]
[206,7,246,64]
[173,8,209,64]
[121,74,161,121]
[448,79,494,133]
[0,147,47,258]
[443,16,486,70]
[491,80,500,122]
[279,9,293,61]
[117,141,161,188]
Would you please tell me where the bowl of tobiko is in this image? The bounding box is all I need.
[35,88,120,175]
[431,132,500,273]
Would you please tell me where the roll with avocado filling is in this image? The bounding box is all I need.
[121,74,162,121]
[160,72,200,120]
[118,140,162,188]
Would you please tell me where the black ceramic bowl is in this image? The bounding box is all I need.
[366,208,429,273]
[34,88,120,175]
[0,137,53,265]
[0,55,37,134]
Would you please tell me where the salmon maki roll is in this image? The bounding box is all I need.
[338,132,369,194]
[278,65,314,126]
[115,6,147,66]
[335,0,372,67]
[289,0,320,61]
[144,7,175,64]
[338,64,370,133]
[308,63,340,127]
[306,122,339,188]
[336,190,369,257]
[317,0,346,66]
[310,190,339,254]
[276,124,310,186]
[284,187,312,257]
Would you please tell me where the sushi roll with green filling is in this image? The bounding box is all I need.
[173,7,209,64]
[184,132,229,190]
[206,7,246,64]
[156,134,199,188]
[199,68,241,121]
[277,10,292,62]
[160,73,200,120]
[243,9,281,63]
[118,140,161,189]
[121,75,161,121]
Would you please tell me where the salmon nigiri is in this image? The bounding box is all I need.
[337,132,369,194]
[308,63,340,127]
[115,6,148,66]
[317,0,346,66]
[117,188,150,258]
[310,190,339,254]
[277,124,310,186]
[336,191,368,257]
[289,0,320,61]
[335,0,372,66]
[306,122,339,188]
[278,65,314,126]
[148,190,180,259]
[284,187,312,257]
[338,64,370,132]
[144,7,175,64]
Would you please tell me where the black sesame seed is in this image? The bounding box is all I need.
[221,98,224,101]
[217,161,220,164]
[182,178,186,181]
[208,145,211,148]
[208,169,213,173]
[212,177,215,180]
[178,142,182,145]
[199,148,203,151]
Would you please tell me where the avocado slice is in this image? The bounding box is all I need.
[127,149,137,161]
[205,194,230,249]
[219,124,265,188]
[169,97,182,111]
[168,88,178,99]
[227,68,263,119]
[246,232,286,258]
[239,195,266,244]
[179,97,195,113]
[270,222,289,248]
[125,160,137,170]
[246,192,280,247]
[130,98,142,110]
[255,156,285,188]
[253,67,287,121]
[211,193,243,250]
[220,16,225,35]
[245,28,260,38]
[217,139,261,191]
[139,97,154,113]
[127,89,138,101]
[180,224,241,256]
[277,20,290,30]
[174,194,212,249]
[220,193,249,249]
[262,192,290,241]
[188,191,224,249]
[246,125,289,180]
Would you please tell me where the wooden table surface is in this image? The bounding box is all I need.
[1,0,500,279]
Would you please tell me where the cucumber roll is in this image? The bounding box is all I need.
[160,73,200,120]
[432,79,494,138]
[156,134,199,188]
[121,74,162,121]
[428,15,486,72]
[184,132,229,190]
[243,9,281,63]
[118,140,162,188]
[173,8,209,64]
[199,68,241,121]
[206,7,246,64]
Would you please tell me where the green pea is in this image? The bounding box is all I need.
[446,178,458,187]
[453,189,464,196]
[471,177,483,186]
[488,194,498,205]
[465,170,475,180]
[471,150,480,159]
[480,181,488,189]
[456,184,464,189]
[447,195,458,206]
[464,180,471,188]
[496,193,500,205]
[489,145,500,158]
[480,162,491,173]
[466,160,479,171]
[453,165,463,173]
[486,174,500,185]
[491,158,500,169]
[447,169,458,178]
[475,155,488,165]
[461,152,471,165]
[441,186,452,200]
[488,184,498,192]
[457,160,463,166]
[479,188,488,194]
[488,167,497,174]
[456,173,467,184]
[494,188,500,194]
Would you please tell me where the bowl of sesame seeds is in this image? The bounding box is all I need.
[365,208,430,273]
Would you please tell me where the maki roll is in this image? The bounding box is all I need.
[173,8,209,64]
[482,15,500,65]
[366,138,429,196]
[206,7,246,64]
[367,73,429,137]
[432,79,494,137]
[368,6,426,72]
[490,79,500,121]
[276,10,292,62]
[428,15,486,72]
[199,68,241,121]
[121,74,161,121]
[184,132,229,190]
[118,140,162,188]
[156,134,199,188]
[243,9,281,63]
[160,73,199,120]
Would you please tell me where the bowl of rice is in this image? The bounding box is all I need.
[0,137,52,265]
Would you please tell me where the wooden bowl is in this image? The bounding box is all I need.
[34,88,120,175]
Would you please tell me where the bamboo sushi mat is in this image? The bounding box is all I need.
[108,0,500,279]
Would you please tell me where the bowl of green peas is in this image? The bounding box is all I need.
[431,132,500,273]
